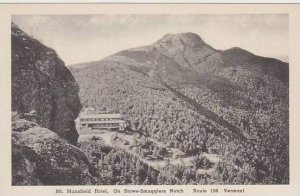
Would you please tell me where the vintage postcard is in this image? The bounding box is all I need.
[0,3,300,196]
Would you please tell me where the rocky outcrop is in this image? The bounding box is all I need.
[12,119,95,185]
[11,23,81,145]
[153,33,216,68]
[11,24,96,185]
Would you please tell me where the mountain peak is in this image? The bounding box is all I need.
[156,32,209,48]
[225,47,254,56]
[223,47,256,61]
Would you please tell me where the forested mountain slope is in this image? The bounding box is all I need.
[70,32,289,184]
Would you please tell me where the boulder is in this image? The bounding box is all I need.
[12,120,96,185]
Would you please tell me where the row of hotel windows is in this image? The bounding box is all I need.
[81,123,120,127]
[80,118,121,122]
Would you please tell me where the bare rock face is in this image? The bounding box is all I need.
[154,33,216,68]
[11,23,81,145]
[12,119,95,185]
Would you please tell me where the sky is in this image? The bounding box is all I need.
[12,14,288,65]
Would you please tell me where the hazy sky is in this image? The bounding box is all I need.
[12,14,288,65]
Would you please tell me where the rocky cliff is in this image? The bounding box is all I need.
[11,24,95,185]
[11,23,81,145]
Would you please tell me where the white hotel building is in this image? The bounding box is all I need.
[79,113,126,130]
